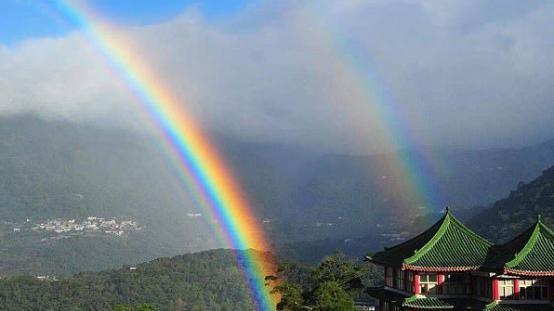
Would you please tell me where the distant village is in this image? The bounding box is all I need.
[4,217,141,239]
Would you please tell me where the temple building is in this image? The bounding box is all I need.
[366,208,554,311]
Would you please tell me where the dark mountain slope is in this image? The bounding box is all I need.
[470,166,554,243]
[282,166,554,264]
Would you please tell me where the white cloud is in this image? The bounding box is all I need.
[1,0,553,152]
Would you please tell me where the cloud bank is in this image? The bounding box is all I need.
[1,0,554,152]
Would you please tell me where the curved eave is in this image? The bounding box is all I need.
[402,264,480,272]
[504,222,542,269]
[503,268,554,277]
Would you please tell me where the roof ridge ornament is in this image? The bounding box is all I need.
[537,214,542,223]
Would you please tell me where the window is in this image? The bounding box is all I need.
[420,273,438,295]
[499,279,514,299]
[519,279,548,300]
[395,269,404,290]
[385,267,393,287]
[443,274,467,295]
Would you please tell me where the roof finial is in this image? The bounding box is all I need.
[537,214,542,223]
[445,206,450,214]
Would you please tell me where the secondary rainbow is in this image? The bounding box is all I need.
[55,1,277,309]
[299,7,446,213]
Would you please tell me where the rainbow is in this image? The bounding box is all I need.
[295,7,446,214]
[54,1,277,309]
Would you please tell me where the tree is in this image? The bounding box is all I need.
[272,282,306,311]
[312,252,365,291]
[269,252,363,310]
[312,281,355,311]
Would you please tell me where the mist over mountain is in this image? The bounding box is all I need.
[0,115,553,275]
[222,133,554,241]
[281,165,554,263]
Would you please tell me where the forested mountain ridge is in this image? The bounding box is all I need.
[0,248,382,311]
[470,166,554,243]
[0,249,277,311]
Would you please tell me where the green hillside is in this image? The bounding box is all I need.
[0,249,277,311]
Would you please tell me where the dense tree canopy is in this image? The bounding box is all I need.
[272,252,367,311]
[0,249,277,311]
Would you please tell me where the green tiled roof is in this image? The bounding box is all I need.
[369,209,492,271]
[484,301,553,311]
[402,296,453,309]
[483,216,554,275]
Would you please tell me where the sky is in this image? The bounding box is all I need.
[1,0,553,153]
[0,0,250,43]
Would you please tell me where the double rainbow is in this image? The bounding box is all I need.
[55,1,277,309]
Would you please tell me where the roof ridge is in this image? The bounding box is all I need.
[448,211,493,245]
[505,221,541,268]
[538,216,554,238]
[505,217,554,269]
[404,212,451,264]
[404,210,491,265]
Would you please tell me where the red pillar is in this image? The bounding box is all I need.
[513,279,520,300]
[414,272,420,295]
[437,274,444,294]
[492,278,500,300]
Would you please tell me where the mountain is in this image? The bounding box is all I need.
[222,138,554,242]
[0,116,220,276]
[283,166,554,263]
[0,249,277,311]
[469,166,554,243]
[1,115,554,275]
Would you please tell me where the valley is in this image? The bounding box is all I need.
[0,116,553,278]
